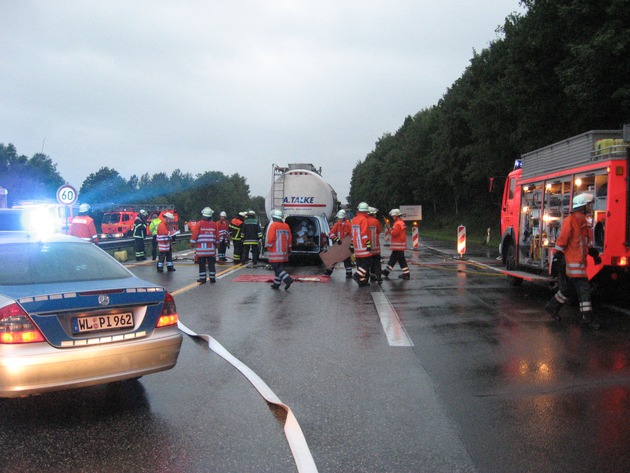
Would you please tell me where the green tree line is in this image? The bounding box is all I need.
[1,143,264,226]
[348,0,630,235]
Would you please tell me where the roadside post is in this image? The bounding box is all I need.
[457,225,466,258]
[412,222,419,250]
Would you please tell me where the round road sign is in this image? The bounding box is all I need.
[57,184,78,205]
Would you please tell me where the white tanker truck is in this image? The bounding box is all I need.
[265,163,339,260]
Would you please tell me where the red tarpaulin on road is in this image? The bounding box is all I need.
[233,274,330,283]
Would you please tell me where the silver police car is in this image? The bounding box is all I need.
[0,232,182,398]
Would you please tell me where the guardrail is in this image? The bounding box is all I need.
[99,233,192,259]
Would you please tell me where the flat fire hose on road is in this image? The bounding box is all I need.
[178,322,318,473]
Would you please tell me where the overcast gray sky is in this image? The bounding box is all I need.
[1,0,524,204]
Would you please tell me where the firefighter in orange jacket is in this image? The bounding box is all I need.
[325,209,353,278]
[351,202,372,286]
[156,212,176,273]
[383,209,410,279]
[266,209,294,290]
[367,207,383,282]
[69,203,99,244]
[545,193,600,328]
[190,207,217,283]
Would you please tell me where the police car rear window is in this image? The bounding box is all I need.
[0,241,131,285]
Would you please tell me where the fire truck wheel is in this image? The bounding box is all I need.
[505,243,523,286]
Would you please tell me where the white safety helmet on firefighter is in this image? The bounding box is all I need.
[247,210,256,217]
[79,203,91,213]
[201,207,214,218]
[239,211,247,218]
[389,208,402,217]
[336,209,346,219]
[357,202,369,212]
[163,212,175,220]
[572,193,594,210]
[368,207,378,215]
[139,209,148,218]
[271,209,284,220]
[220,211,227,217]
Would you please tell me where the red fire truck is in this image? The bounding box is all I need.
[499,129,630,286]
[100,204,179,238]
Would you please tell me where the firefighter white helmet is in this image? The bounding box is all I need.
[271,209,284,220]
[201,207,214,217]
[357,202,369,212]
[389,208,402,217]
[336,209,346,219]
[139,209,148,218]
[79,203,91,213]
[572,193,594,209]
[220,211,227,217]
[163,212,175,220]
[368,207,378,215]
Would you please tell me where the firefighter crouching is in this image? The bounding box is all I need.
[190,207,217,283]
[545,193,600,329]
[156,212,176,273]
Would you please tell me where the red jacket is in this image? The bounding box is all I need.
[190,219,217,257]
[554,211,590,278]
[216,218,230,243]
[351,212,371,258]
[389,218,407,251]
[330,218,352,242]
[367,215,382,255]
[69,215,99,244]
[266,221,292,263]
[157,221,174,252]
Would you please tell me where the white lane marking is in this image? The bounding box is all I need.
[178,322,318,473]
[372,291,414,347]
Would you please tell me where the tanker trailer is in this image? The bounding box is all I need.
[265,163,338,261]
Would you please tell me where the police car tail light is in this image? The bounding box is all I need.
[156,292,179,328]
[0,303,46,344]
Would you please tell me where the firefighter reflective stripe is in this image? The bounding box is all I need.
[389,219,407,251]
[555,212,590,279]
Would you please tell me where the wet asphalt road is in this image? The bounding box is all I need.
[1,239,629,472]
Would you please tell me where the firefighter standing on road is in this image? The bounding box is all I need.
[133,209,149,261]
[382,209,410,279]
[351,202,372,287]
[229,211,246,265]
[69,203,99,244]
[325,209,353,278]
[367,207,383,282]
[266,209,294,290]
[242,210,263,266]
[156,212,177,273]
[149,212,161,260]
[216,211,230,263]
[190,207,217,283]
[545,193,600,329]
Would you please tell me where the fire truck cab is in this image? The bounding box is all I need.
[499,130,629,286]
[100,205,179,238]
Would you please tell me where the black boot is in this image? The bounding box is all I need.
[284,276,294,291]
[580,311,600,330]
[544,298,562,321]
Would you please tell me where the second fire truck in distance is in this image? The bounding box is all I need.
[100,204,179,238]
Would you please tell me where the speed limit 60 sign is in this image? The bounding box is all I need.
[57,185,78,205]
